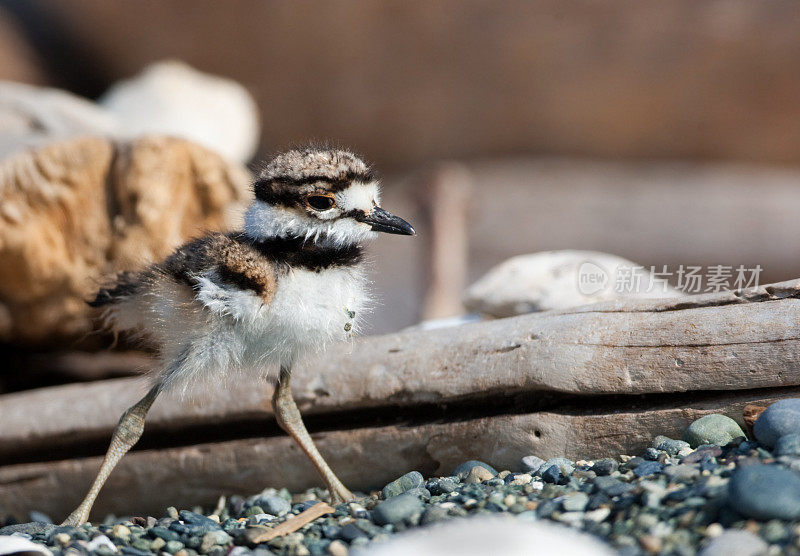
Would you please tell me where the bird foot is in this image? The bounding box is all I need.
[329,485,356,505]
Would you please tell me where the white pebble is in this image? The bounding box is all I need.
[510,474,532,486]
[554,511,584,526]
[86,535,117,552]
[111,524,130,540]
[584,508,611,523]
[705,523,724,538]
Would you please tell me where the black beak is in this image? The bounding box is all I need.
[356,206,416,235]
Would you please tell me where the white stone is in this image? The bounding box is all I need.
[463,250,683,318]
[100,60,260,163]
[0,535,53,556]
[86,535,117,552]
[353,516,615,556]
[0,81,120,158]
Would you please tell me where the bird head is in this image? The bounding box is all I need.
[245,147,415,246]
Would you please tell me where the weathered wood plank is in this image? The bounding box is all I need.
[1,388,796,520]
[1,280,799,459]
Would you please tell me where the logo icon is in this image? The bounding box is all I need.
[577,260,609,296]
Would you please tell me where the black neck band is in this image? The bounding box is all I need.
[235,234,364,271]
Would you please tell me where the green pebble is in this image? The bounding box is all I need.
[131,538,152,551]
[562,492,589,512]
[184,535,202,549]
[382,471,424,499]
[212,530,232,545]
[762,520,789,543]
[165,540,185,554]
[244,505,265,518]
[682,414,746,448]
[509,503,527,514]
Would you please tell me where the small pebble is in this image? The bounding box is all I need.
[464,466,494,484]
[591,458,619,476]
[541,458,574,476]
[562,492,589,512]
[254,495,291,516]
[382,471,424,499]
[426,477,456,495]
[540,465,563,484]
[165,540,185,554]
[328,540,348,556]
[372,492,425,525]
[520,455,546,474]
[452,460,497,477]
[112,524,131,540]
[420,505,449,525]
[633,461,663,477]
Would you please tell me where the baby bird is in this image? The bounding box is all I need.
[62,147,415,525]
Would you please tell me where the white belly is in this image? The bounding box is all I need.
[127,264,369,390]
[254,265,369,365]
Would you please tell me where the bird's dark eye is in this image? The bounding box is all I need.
[306,195,336,211]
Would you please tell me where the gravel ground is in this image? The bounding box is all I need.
[2,400,800,555]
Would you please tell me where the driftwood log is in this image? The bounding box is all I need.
[1,280,800,519]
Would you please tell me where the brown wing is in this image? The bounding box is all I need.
[90,233,279,308]
[160,233,279,303]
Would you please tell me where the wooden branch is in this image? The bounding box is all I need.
[2,279,799,460]
[2,280,800,518]
[246,503,335,543]
[0,388,796,520]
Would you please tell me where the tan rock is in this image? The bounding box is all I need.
[0,135,250,346]
[743,404,767,432]
[465,466,494,484]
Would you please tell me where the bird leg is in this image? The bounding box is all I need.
[272,367,354,505]
[61,384,161,525]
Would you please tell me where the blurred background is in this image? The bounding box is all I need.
[3,0,800,391]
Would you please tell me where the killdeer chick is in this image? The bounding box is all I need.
[62,147,415,525]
